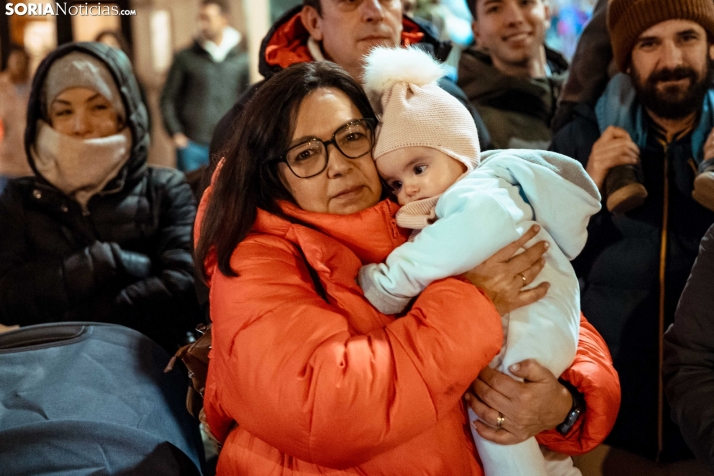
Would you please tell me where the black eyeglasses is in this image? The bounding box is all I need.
[273,118,376,179]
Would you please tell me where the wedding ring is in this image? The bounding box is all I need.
[519,273,527,284]
[496,412,505,429]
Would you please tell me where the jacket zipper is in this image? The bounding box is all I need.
[656,141,670,462]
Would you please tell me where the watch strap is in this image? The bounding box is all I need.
[556,379,586,435]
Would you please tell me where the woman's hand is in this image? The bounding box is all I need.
[465,360,573,445]
[462,225,550,315]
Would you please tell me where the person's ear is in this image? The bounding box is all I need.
[543,2,552,30]
[301,5,324,42]
[472,20,481,44]
[709,43,714,61]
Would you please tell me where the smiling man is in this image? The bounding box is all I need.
[458,0,567,149]
[551,0,714,473]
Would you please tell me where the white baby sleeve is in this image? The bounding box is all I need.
[358,179,525,315]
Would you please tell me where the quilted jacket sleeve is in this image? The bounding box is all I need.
[663,224,714,468]
[536,315,621,455]
[110,169,201,339]
[0,184,146,326]
[204,237,504,469]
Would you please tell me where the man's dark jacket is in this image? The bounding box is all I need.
[0,42,201,352]
[160,38,249,145]
[208,6,492,163]
[458,46,568,149]
[664,222,714,469]
[551,103,714,462]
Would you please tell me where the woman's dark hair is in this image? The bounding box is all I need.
[195,61,377,280]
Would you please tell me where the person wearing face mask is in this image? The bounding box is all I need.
[0,42,201,352]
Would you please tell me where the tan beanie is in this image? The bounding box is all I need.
[43,51,126,122]
[362,46,480,171]
[608,0,714,72]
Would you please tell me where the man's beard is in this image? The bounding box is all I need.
[632,62,712,120]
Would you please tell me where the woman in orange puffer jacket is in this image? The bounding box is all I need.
[194,61,620,475]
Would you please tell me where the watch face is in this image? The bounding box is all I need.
[557,408,583,435]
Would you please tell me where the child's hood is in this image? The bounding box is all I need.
[477,149,602,259]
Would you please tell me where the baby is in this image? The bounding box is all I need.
[358,47,602,476]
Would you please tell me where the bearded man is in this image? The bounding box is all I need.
[551,0,714,473]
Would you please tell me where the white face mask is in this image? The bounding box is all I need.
[31,120,133,211]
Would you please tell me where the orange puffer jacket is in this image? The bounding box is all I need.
[198,194,620,475]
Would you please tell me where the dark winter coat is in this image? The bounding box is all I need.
[551,102,714,462]
[0,42,201,352]
[160,39,249,145]
[664,223,714,469]
[458,46,568,149]
[208,6,492,162]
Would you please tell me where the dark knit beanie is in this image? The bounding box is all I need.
[607,0,714,72]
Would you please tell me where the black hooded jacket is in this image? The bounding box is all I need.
[0,43,201,351]
[208,6,492,162]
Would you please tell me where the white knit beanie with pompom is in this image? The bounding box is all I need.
[362,46,480,171]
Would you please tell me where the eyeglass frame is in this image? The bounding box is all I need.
[269,118,377,179]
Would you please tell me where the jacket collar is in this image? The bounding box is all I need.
[258,6,447,79]
[251,199,409,265]
[196,26,242,62]
[460,45,569,78]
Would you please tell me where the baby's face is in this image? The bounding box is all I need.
[376,146,467,205]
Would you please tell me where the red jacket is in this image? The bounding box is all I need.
[197,188,620,475]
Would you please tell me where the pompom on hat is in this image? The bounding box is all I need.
[362,46,480,171]
[608,0,714,72]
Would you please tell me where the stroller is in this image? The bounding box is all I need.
[0,322,204,475]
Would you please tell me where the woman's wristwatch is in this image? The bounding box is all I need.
[556,379,586,435]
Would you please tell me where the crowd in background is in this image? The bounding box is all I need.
[0,0,714,475]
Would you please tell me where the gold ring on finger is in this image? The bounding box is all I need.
[496,412,505,429]
[519,273,526,284]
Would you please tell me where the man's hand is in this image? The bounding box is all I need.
[462,225,549,316]
[173,133,189,149]
[586,126,640,190]
[465,360,573,445]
